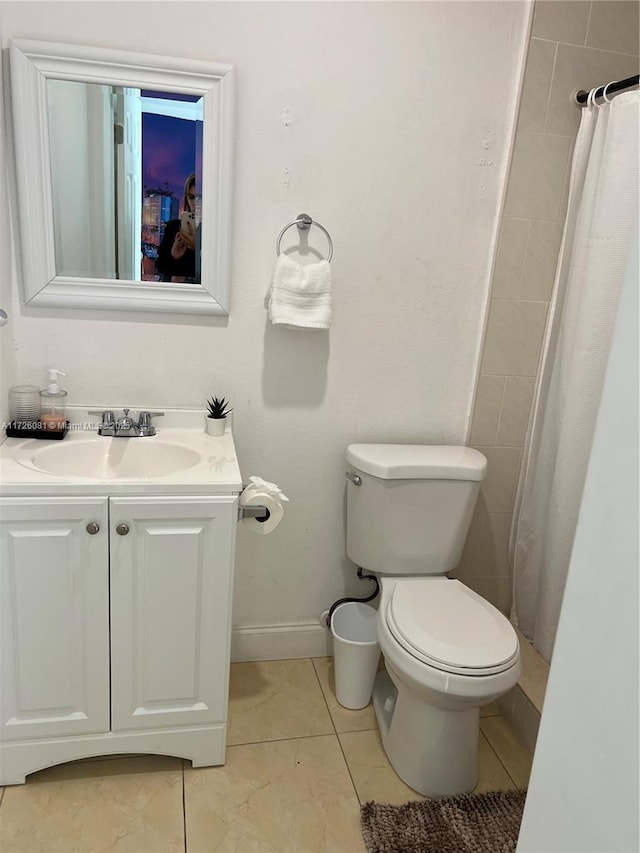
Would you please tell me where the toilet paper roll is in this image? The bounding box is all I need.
[239,487,286,535]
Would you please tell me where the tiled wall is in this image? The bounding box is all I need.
[456,1,639,613]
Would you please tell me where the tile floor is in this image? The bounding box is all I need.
[0,658,533,852]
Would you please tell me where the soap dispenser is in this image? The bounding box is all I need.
[40,369,68,430]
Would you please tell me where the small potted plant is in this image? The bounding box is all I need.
[205,396,232,436]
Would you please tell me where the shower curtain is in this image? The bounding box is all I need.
[510,90,639,663]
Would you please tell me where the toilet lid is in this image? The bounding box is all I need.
[386,578,519,676]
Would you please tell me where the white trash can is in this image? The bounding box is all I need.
[330,602,380,710]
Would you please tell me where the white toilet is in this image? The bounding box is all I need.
[345,443,521,797]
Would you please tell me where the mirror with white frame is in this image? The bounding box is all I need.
[9,39,235,315]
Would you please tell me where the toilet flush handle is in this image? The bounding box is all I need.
[345,471,362,486]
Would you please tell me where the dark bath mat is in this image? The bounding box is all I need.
[361,788,527,853]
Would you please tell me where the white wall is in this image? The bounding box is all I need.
[517,240,639,852]
[0,2,530,636]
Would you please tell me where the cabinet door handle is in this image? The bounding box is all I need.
[116,523,130,536]
[86,522,100,535]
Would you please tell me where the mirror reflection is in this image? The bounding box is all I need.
[47,80,203,284]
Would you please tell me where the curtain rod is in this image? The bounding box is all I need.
[573,74,639,106]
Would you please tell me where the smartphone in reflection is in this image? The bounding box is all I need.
[180,211,195,235]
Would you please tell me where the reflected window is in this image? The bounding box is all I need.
[141,90,203,284]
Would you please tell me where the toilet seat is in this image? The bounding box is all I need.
[386,577,519,676]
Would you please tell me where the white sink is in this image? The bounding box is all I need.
[0,409,244,495]
[18,437,201,479]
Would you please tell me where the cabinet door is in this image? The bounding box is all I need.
[0,497,110,741]
[109,495,237,731]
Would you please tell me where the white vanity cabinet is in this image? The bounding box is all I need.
[0,492,238,784]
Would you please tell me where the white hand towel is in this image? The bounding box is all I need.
[267,254,332,329]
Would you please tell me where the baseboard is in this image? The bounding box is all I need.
[231,622,333,662]
[497,684,541,755]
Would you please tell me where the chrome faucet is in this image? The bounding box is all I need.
[117,409,136,433]
[89,409,164,437]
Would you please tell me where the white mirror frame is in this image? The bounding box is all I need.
[9,39,235,315]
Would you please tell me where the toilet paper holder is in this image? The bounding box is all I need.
[238,504,270,521]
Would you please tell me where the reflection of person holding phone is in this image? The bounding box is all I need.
[156,173,198,282]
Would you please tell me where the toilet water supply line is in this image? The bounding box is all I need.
[324,567,380,627]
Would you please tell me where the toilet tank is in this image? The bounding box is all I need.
[345,444,487,575]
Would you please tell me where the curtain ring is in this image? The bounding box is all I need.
[601,81,616,104]
[587,86,598,108]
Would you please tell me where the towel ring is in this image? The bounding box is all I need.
[275,213,333,262]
